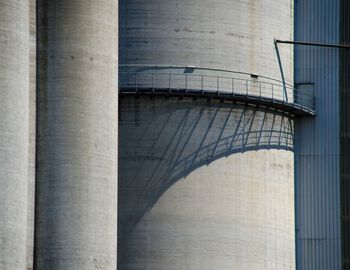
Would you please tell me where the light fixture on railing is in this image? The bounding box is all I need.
[184,65,196,73]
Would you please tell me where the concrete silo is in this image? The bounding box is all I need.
[119,0,299,269]
[0,0,29,269]
[34,1,118,269]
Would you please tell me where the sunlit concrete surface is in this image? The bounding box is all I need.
[119,96,295,270]
[0,0,29,269]
[120,0,294,85]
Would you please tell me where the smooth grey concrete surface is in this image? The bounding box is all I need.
[27,0,36,269]
[119,0,295,269]
[120,0,294,85]
[35,1,118,269]
[119,96,295,270]
[0,0,30,269]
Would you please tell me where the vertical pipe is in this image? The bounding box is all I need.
[0,0,29,269]
[35,1,118,269]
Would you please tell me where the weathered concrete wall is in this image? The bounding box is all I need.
[119,0,295,269]
[119,96,295,270]
[35,1,118,269]
[27,0,36,269]
[120,0,294,85]
[0,0,29,269]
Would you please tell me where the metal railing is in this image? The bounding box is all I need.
[119,65,315,114]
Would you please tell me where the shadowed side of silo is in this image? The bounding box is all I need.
[35,1,118,269]
[0,0,30,269]
[119,1,295,270]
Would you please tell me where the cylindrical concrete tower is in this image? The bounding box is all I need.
[35,1,118,269]
[120,0,293,83]
[0,0,29,269]
[119,1,295,269]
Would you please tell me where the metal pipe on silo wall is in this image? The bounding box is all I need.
[35,1,118,269]
[0,0,29,269]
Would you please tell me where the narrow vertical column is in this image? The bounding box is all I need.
[35,1,118,269]
[0,0,30,269]
[341,1,350,268]
[27,0,36,269]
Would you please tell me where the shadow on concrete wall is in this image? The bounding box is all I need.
[118,96,293,264]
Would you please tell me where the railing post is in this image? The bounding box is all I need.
[135,74,138,93]
[284,88,288,102]
[201,75,204,94]
[259,82,261,98]
[152,73,154,93]
[169,74,171,93]
[185,74,188,94]
[217,76,219,95]
[246,80,248,96]
[272,84,274,100]
[301,92,303,108]
[232,78,234,95]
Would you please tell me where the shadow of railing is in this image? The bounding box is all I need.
[118,96,294,263]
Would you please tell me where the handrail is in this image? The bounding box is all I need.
[119,64,295,87]
[119,65,316,115]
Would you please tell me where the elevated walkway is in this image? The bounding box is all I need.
[119,65,315,117]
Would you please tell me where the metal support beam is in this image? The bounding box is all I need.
[274,39,350,105]
[274,39,288,102]
[275,39,350,49]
